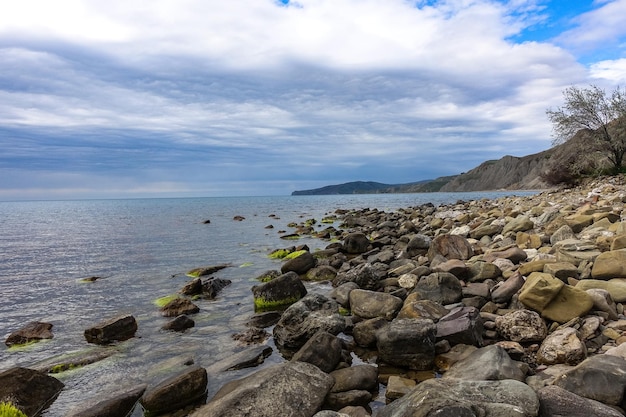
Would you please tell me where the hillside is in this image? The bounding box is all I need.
[291,132,603,195]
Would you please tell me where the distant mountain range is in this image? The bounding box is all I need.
[291,136,590,195]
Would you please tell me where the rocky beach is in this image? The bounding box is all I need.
[5,176,626,416]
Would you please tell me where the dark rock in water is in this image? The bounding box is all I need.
[245,311,282,328]
[33,347,117,374]
[376,378,539,417]
[84,315,138,345]
[141,365,208,416]
[66,384,146,417]
[160,298,200,317]
[553,354,626,406]
[281,251,316,275]
[180,277,203,296]
[273,293,346,350]
[0,367,64,416]
[537,385,624,417]
[207,346,273,372]
[254,269,282,282]
[343,232,371,254]
[436,306,484,347]
[203,277,231,299]
[376,318,436,370]
[203,219,211,224]
[231,327,270,345]
[291,331,343,373]
[443,345,526,382]
[5,321,54,346]
[233,215,245,221]
[252,271,307,311]
[161,315,195,332]
[190,361,334,417]
[186,264,230,277]
[329,365,379,393]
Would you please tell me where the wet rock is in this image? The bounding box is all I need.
[343,232,371,254]
[5,321,54,347]
[495,309,547,343]
[245,311,282,328]
[186,264,230,277]
[251,271,307,311]
[377,378,539,417]
[436,306,483,347]
[161,314,195,332]
[66,384,146,417]
[385,375,416,401]
[443,345,526,382]
[160,297,200,317]
[329,365,378,393]
[376,318,436,370]
[273,293,346,350]
[180,277,203,296]
[141,365,207,416]
[207,346,273,372]
[537,385,624,417]
[231,327,270,345]
[84,314,138,344]
[281,250,317,275]
[202,277,232,299]
[190,361,334,417]
[349,289,403,320]
[292,331,343,373]
[536,327,587,365]
[352,317,388,347]
[0,367,64,416]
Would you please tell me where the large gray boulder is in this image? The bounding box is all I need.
[442,345,526,382]
[436,306,483,347]
[413,272,463,305]
[140,365,207,415]
[281,251,317,275]
[376,318,436,370]
[190,361,334,417]
[377,378,539,417]
[537,385,624,417]
[292,331,343,373]
[0,367,64,416]
[349,289,402,320]
[273,293,346,350]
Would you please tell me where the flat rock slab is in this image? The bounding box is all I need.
[206,346,273,372]
[5,321,54,346]
[0,367,64,416]
[66,384,146,417]
[84,314,138,344]
[141,365,208,416]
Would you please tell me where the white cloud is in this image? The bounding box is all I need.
[590,58,626,83]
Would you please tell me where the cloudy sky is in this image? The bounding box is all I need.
[1,0,626,200]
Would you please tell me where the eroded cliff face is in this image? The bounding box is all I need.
[440,150,553,191]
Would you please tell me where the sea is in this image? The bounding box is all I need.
[0,192,538,416]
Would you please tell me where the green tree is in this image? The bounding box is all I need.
[547,85,626,173]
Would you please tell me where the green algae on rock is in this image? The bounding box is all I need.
[0,402,27,417]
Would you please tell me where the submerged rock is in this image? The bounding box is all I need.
[5,321,54,347]
[141,365,207,416]
[84,314,138,345]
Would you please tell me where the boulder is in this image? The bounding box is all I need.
[591,249,626,279]
[273,293,346,349]
[427,234,474,261]
[576,278,626,303]
[281,251,317,275]
[495,309,547,343]
[470,222,502,239]
[5,321,54,347]
[586,288,619,320]
[202,277,232,299]
[377,378,539,417]
[553,354,626,406]
[543,261,579,281]
[484,246,528,264]
[190,362,334,417]
[141,366,207,415]
[397,295,449,321]
[329,365,378,393]
[161,315,195,332]
[404,234,431,257]
[349,289,403,320]
[490,271,525,304]
[343,232,370,254]
[334,263,381,291]
[550,224,576,245]
[503,215,534,234]
[536,327,587,365]
[292,331,343,373]
[434,344,478,372]
[207,346,273,372]
[160,298,200,317]
[305,265,338,281]
[252,271,307,311]
[537,385,624,417]
[467,261,501,282]
[436,306,483,347]
[324,390,371,411]
[443,345,526,382]
[413,272,463,305]
[541,284,594,323]
[84,314,138,345]
[0,367,64,416]
[385,376,416,401]
[376,318,436,370]
[329,282,359,308]
[66,385,146,417]
[352,317,388,347]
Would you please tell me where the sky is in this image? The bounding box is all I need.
[1,0,626,200]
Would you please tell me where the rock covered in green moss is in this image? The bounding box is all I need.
[251,271,307,311]
[5,321,53,347]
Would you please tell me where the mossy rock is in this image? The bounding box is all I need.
[283,250,308,260]
[254,296,302,312]
[321,217,337,224]
[239,262,254,267]
[268,249,291,259]
[153,295,180,308]
[0,402,27,417]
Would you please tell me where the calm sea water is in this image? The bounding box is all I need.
[0,192,536,416]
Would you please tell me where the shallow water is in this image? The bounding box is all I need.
[0,192,536,415]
